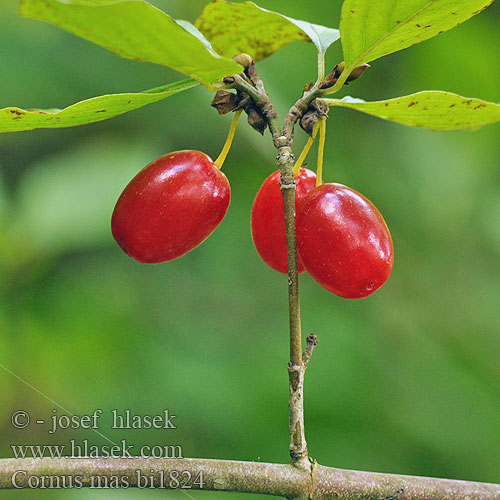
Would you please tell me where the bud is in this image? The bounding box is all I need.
[300,110,319,137]
[319,71,337,90]
[211,90,242,115]
[245,104,267,135]
[313,98,329,116]
[321,61,369,88]
[333,61,346,78]
[233,53,254,68]
[346,64,370,83]
[319,62,345,90]
[299,99,328,137]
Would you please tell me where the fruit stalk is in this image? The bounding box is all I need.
[316,117,327,186]
[293,122,320,176]
[215,109,242,168]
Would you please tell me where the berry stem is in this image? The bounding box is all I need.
[292,121,320,177]
[214,109,242,169]
[316,117,327,187]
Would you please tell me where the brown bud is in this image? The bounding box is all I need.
[299,99,328,137]
[346,63,370,83]
[321,61,369,88]
[312,98,329,116]
[223,76,236,85]
[245,104,267,135]
[319,61,347,90]
[211,90,241,115]
[300,110,319,137]
[319,71,337,90]
[233,53,254,68]
[333,61,346,78]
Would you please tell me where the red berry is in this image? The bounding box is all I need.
[297,183,393,299]
[251,168,317,274]
[111,150,230,263]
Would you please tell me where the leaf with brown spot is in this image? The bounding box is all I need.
[0,79,198,133]
[195,0,340,61]
[325,91,500,130]
[339,0,494,71]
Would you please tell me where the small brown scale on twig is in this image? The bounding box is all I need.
[211,54,268,134]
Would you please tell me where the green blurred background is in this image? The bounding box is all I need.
[1,0,499,498]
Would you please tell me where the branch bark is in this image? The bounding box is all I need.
[234,67,323,467]
[1,457,498,500]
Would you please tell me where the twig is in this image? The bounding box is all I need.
[233,66,322,467]
[0,457,498,500]
[303,334,318,367]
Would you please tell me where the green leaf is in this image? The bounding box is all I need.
[281,16,340,56]
[0,79,198,133]
[324,91,500,130]
[175,20,217,54]
[340,0,494,68]
[19,0,241,87]
[195,0,340,61]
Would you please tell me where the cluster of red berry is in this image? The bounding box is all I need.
[112,150,393,299]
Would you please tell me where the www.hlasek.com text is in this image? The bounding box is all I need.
[11,440,183,459]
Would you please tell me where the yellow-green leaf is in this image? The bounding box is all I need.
[0,79,199,133]
[195,0,340,61]
[340,0,494,68]
[325,91,500,130]
[19,0,241,87]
